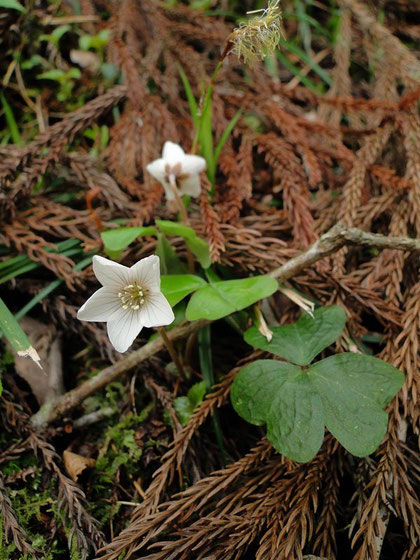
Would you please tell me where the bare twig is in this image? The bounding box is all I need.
[31,319,208,429]
[268,224,420,282]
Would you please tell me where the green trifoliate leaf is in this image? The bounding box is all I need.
[231,353,404,462]
[244,305,347,365]
[231,360,324,462]
[160,275,207,307]
[309,353,404,457]
[186,276,278,321]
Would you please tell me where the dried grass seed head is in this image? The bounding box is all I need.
[230,1,283,67]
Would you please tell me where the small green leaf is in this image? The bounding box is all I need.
[0,0,25,12]
[156,233,187,275]
[186,276,278,321]
[101,226,157,259]
[37,69,66,81]
[187,380,207,407]
[156,220,211,268]
[174,396,192,426]
[156,220,194,239]
[309,353,404,457]
[231,360,324,462]
[244,305,347,366]
[160,275,207,307]
[174,381,206,426]
[185,236,211,269]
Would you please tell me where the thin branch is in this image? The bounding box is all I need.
[31,319,208,429]
[31,225,419,429]
[268,224,420,282]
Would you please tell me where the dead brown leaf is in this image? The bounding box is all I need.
[63,450,95,482]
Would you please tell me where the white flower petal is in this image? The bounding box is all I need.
[146,159,166,184]
[93,255,130,287]
[77,287,121,322]
[130,255,161,291]
[162,141,185,164]
[140,292,175,328]
[182,154,206,175]
[179,174,202,198]
[107,310,144,353]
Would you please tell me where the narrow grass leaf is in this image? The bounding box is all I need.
[177,64,198,126]
[0,0,25,12]
[0,92,22,145]
[0,298,42,368]
[214,109,243,166]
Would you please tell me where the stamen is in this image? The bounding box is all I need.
[118,282,148,311]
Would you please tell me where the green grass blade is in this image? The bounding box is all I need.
[0,239,82,283]
[294,0,312,53]
[214,109,243,166]
[0,0,26,12]
[15,256,93,321]
[280,39,332,86]
[0,297,41,367]
[277,51,323,94]
[199,82,215,182]
[198,325,226,463]
[177,64,198,126]
[0,92,22,145]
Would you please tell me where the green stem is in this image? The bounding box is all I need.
[198,325,226,464]
[157,326,184,379]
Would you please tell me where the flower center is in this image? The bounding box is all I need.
[164,162,189,183]
[118,283,148,310]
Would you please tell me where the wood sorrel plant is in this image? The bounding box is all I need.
[231,306,404,463]
[81,2,403,463]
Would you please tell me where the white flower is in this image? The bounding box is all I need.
[77,255,174,353]
[146,141,206,200]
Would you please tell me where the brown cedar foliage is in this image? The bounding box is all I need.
[0,0,419,558]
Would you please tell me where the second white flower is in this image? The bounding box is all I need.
[146,141,207,200]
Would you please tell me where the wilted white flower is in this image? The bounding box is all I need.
[77,255,174,353]
[146,141,206,200]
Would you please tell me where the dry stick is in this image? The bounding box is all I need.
[156,326,184,378]
[30,225,420,430]
[268,224,420,281]
[31,319,209,429]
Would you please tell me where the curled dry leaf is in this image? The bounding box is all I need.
[70,49,101,72]
[63,450,96,482]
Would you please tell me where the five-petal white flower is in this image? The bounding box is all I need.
[146,141,207,200]
[77,255,174,353]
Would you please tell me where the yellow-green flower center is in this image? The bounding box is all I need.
[118,283,148,310]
